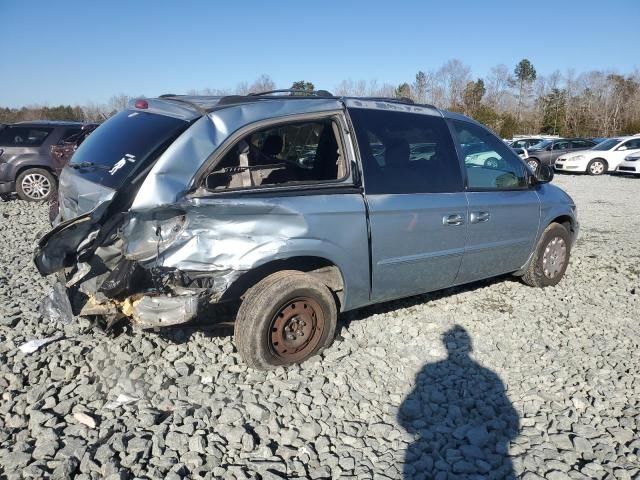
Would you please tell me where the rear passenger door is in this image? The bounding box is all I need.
[451,120,540,284]
[349,107,468,302]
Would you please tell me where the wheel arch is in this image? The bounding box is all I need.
[220,255,347,311]
[550,214,576,239]
[16,163,57,181]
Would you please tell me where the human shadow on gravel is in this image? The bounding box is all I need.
[398,326,519,479]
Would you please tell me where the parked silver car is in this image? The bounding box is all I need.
[35,92,578,369]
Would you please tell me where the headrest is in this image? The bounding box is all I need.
[262,135,284,156]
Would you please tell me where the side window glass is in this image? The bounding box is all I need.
[622,139,640,150]
[552,141,569,150]
[571,140,586,148]
[349,108,463,194]
[452,121,528,190]
[0,127,53,147]
[206,118,346,190]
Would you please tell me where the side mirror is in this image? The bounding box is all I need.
[536,164,554,183]
[617,145,628,151]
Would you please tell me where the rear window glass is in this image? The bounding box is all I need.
[58,128,82,144]
[0,126,53,146]
[69,110,188,188]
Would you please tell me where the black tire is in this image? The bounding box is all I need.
[586,158,607,175]
[234,270,337,370]
[522,223,571,288]
[526,158,540,173]
[16,168,56,202]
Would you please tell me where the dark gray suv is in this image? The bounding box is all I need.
[0,121,84,201]
[525,138,597,172]
[35,92,578,369]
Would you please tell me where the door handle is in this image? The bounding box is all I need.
[470,211,491,224]
[443,214,464,226]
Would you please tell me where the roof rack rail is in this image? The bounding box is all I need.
[247,89,334,97]
[155,95,209,115]
[358,96,438,109]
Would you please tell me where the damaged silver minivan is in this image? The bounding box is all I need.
[34,91,578,369]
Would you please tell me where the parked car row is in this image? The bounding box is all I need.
[519,138,598,172]
[555,135,640,176]
[507,134,640,176]
[0,121,99,201]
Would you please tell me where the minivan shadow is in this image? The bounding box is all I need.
[399,325,520,479]
[151,274,518,345]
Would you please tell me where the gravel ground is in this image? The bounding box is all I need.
[0,174,639,480]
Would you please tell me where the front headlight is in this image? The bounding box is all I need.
[567,155,584,162]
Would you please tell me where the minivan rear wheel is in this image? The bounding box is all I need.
[16,168,56,202]
[234,270,337,370]
[522,223,571,287]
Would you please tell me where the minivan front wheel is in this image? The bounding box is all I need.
[522,223,571,287]
[234,271,337,370]
[16,168,56,202]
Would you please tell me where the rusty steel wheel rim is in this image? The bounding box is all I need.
[269,297,325,362]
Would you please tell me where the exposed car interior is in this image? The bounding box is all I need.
[206,118,346,190]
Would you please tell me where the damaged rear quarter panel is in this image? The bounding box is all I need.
[125,193,370,311]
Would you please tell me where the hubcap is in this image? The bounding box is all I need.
[486,158,499,168]
[22,173,51,200]
[590,162,604,174]
[542,236,567,279]
[269,297,325,362]
[527,160,538,172]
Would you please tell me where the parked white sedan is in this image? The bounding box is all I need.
[616,152,640,176]
[555,136,640,175]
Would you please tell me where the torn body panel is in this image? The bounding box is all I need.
[123,193,370,311]
[38,190,368,328]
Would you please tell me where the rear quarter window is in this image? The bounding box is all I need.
[0,126,53,147]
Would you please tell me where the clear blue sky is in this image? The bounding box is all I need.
[1,0,638,107]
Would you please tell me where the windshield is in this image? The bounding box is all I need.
[529,140,551,150]
[69,110,188,188]
[592,138,620,151]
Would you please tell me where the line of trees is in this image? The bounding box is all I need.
[2,61,639,139]
[354,59,640,138]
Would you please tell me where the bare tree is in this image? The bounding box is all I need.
[436,59,471,109]
[485,64,513,111]
[249,74,276,94]
[107,94,131,113]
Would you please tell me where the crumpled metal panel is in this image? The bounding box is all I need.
[131,294,200,328]
[57,168,115,221]
[124,193,371,311]
[131,99,344,210]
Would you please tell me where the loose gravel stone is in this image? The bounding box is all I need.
[0,175,639,478]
